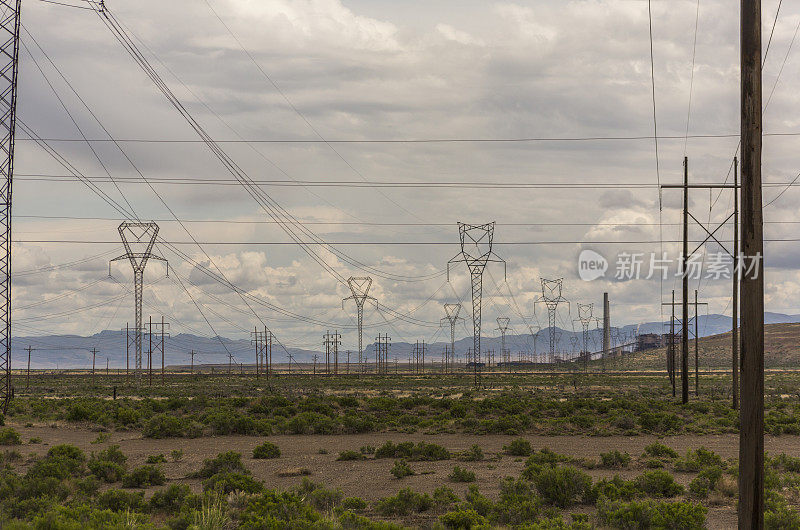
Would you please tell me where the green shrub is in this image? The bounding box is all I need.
[239,489,319,528]
[88,459,126,483]
[688,476,711,498]
[504,438,532,456]
[642,442,678,459]
[143,414,186,438]
[599,450,631,469]
[122,465,166,488]
[674,446,723,472]
[360,445,376,455]
[771,453,800,473]
[342,496,368,511]
[96,444,127,465]
[203,471,264,494]
[439,508,490,529]
[374,440,450,461]
[171,449,184,462]
[96,488,145,512]
[337,450,366,461]
[149,484,196,513]
[633,470,684,498]
[433,485,460,507]
[146,453,167,464]
[598,498,706,529]
[252,441,281,459]
[526,447,571,466]
[532,465,593,507]
[390,459,414,478]
[449,465,476,483]
[595,475,639,502]
[766,503,800,529]
[193,451,247,478]
[375,488,433,516]
[459,444,484,462]
[495,477,541,525]
[0,428,21,446]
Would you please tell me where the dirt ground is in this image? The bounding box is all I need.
[11,421,800,528]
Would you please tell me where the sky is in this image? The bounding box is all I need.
[12,0,800,357]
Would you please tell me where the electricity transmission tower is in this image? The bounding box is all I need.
[342,277,376,373]
[110,222,167,377]
[496,317,510,368]
[448,222,505,386]
[537,279,568,364]
[440,303,463,373]
[574,303,600,372]
[0,0,20,414]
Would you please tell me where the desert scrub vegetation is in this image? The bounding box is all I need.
[374,440,450,461]
[8,384,771,438]
[0,427,21,445]
[598,497,707,529]
[390,459,414,479]
[599,449,631,469]
[448,465,476,483]
[503,437,532,456]
[252,441,281,459]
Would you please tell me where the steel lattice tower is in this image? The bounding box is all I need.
[342,277,376,373]
[538,278,568,364]
[440,303,463,372]
[0,0,19,414]
[574,303,600,371]
[110,222,167,375]
[496,317,510,365]
[448,222,505,386]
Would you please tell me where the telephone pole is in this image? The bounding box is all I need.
[189,350,196,374]
[0,0,20,415]
[448,222,505,386]
[739,0,764,524]
[110,222,167,378]
[91,347,98,380]
[25,345,32,389]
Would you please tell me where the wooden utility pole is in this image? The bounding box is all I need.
[125,323,130,380]
[733,157,740,410]
[682,157,690,404]
[161,316,165,384]
[91,347,97,379]
[148,316,153,387]
[106,358,109,376]
[189,350,195,374]
[670,290,676,397]
[739,0,764,525]
[25,346,32,389]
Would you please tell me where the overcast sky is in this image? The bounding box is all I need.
[12,0,800,355]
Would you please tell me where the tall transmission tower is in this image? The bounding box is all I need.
[496,317,510,366]
[440,303,463,373]
[537,278,568,364]
[342,277,376,373]
[110,222,167,376]
[448,222,505,386]
[574,303,600,372]
[0,0,20,414]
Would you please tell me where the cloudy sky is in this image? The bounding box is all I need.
[12,0,800,356]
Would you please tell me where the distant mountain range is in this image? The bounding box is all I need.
[12,312,800,369]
